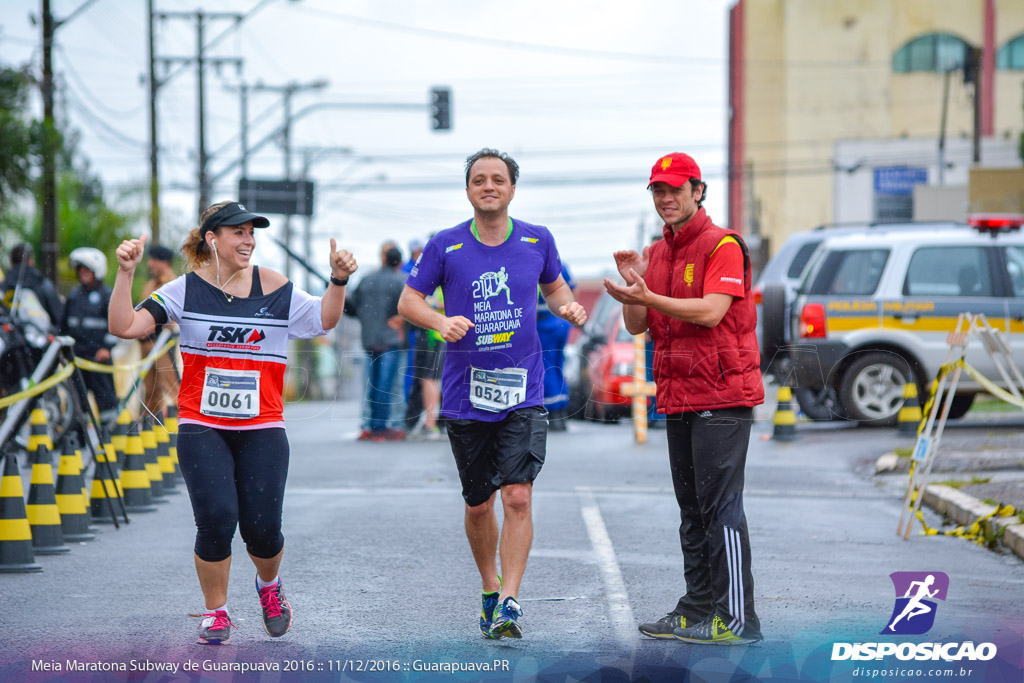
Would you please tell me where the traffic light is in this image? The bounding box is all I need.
[431,87,451,131]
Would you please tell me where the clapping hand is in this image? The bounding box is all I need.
[613,246,649,284]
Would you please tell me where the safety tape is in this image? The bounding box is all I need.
[0,363,75,409]
[960,362,1024,409]
[0,338,177,410]
[911,487,1018,546]
[72,338,177,374]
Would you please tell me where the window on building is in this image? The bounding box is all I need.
[893,33,972,73]
[997,34,1024,70]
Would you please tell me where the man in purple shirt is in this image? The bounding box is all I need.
[399,148,586,640]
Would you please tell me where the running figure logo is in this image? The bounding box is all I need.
[881,571,949,635]
[473,267,514,305]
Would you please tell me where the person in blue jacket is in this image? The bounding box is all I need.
[536,263,575,431]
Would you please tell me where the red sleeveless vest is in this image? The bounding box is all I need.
[645,208,764,413]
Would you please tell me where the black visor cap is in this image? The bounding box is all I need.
[200,202,270,237]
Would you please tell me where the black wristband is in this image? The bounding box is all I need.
[330,275,349,287]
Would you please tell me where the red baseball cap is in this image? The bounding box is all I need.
[648,153,701,188]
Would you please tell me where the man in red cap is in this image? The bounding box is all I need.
[604,153,763,644]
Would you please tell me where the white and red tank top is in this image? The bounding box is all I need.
[138,271,325,430]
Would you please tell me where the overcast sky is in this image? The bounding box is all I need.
[1,0,731,285]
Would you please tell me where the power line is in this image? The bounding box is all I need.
[56,45,145,119]
[290,5,719,64]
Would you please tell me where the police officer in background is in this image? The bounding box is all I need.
[139,244,180,416]
[63,248,120,425]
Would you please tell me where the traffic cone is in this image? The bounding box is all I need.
[90,440,123,524]
[56,443,95,542]
[27,407,53,454]
[0,454,42,572]
[772,385,799,442]
[118,420,156,513]
[166,404,181,480]
[110,409,132,470]
[140,416,167,501]
[152,418,180,493]
[26,443,69,555]
[897,382,923,437]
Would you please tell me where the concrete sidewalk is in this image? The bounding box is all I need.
[876,407,1024,560]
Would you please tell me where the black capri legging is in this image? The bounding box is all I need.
[177,424,290,562]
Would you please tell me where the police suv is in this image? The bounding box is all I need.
[785,216,1024,425]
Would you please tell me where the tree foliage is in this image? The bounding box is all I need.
[0,62,138,288]
[0,67,35,209]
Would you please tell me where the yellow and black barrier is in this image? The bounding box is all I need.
[0,454,42,572]
[140,416,167,502]
[897,382,923,437]
[25,409,69,555]
[152,418,179,493]
[89,442,123,525]
[119,420,156,514]
[772,385,798,441]
[56,443,95,543]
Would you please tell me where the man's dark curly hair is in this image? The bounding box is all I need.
[465,148,520,187]
[690,178,707,208]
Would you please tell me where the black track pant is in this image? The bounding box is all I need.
[666,406,760,638]
[177,424,289,562]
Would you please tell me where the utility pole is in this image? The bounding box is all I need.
[247,80,328,279]
[938,67,953,185]
[157,10,243,215]
[40,0,57,282]
[147,0,160,243]
[964,46,983,164]
[37,0,98,282]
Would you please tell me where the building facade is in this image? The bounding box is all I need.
[728,0,1024,260]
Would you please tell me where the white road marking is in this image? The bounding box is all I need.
[576,488,637,646]
[286,485,894,500]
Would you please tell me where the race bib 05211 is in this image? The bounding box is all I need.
[469,366,528,413]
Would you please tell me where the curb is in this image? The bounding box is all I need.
[922,484,1024,560]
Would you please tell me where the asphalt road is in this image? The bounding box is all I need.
[1,400,1022,682]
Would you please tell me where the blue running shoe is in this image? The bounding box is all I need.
[479,575,502,638]
[480,590,501,638]
[489,597,523,639]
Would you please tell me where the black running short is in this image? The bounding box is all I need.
[446,405,548,507]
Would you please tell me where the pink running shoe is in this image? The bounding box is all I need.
[257,577,293,637]
[197,609,234,645]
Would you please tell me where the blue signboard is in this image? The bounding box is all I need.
[873,166,928,197]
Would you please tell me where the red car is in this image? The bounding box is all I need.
[580,300,642,422]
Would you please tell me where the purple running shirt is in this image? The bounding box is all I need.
[406,218,563,421]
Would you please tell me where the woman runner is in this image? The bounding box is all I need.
[109,201,358,644]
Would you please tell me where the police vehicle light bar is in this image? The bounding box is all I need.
[967,213,1024,233]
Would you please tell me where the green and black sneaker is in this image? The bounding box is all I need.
[479,575,502,639]
[489,597,523,639]
[638,612,689,640]
[673,615,762,645]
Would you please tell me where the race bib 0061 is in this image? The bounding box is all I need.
[200,367,260,419]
